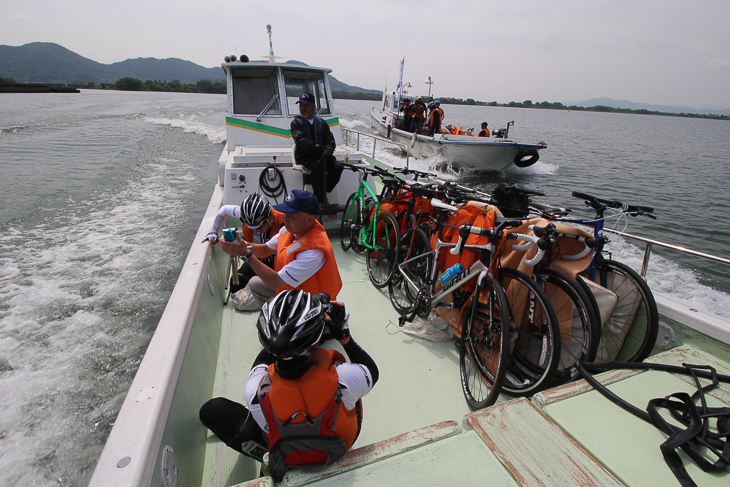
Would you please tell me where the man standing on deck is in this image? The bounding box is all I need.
[219,189,342,306]
[199,290,378,481]
[290,92,343,205]
[428,100,442,136]
[410,98,426,134]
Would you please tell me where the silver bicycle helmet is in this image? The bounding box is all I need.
[257,290,329,360]
[240,193,271,229]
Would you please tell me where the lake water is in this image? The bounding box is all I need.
[1,91,729,486]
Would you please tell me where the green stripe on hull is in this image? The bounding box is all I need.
[226,116,340,138]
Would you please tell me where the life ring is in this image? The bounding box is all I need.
[514,148,539,168]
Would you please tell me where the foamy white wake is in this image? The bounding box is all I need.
[145,115,227,144]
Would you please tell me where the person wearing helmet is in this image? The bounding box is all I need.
[199,290,378,481]
[203,193,285,293]
[220,189,342,307]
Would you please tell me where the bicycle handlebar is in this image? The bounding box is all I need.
[393,167,437,180]
[571,191,656,219]
[448,223,546,266]
[342,162,396,179]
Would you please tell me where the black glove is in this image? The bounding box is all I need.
[326,302,350,341]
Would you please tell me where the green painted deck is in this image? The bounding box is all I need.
[200,226,730,487]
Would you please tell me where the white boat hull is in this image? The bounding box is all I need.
[370,110,546,171]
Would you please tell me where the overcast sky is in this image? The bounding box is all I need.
[4,0,730,109]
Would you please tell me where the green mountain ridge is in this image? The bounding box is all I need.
[0,42,378,94]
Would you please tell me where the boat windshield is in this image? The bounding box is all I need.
[283,68,331,116]
[231,67,282,116]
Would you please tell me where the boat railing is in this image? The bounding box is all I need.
[342,127,413,167]
[603,228,730,278]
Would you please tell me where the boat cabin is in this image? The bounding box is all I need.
[218,58,368,209]
[222,59,343,149]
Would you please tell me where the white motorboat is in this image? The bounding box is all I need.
[88,45,730,487]
[370,91,547,171]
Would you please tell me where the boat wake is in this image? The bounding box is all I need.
[145,115,227,144]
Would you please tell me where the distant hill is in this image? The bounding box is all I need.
[570,97,730,117]
[0,42,224,84]
[0,42,377,94]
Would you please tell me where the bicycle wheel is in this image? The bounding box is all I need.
[366,212,400,288]
[498,268,561,396]
[388,228,431,315]
[587,259,659,363]
[460,275,510,410]
[536,269,599,385]
[340,192,361,252]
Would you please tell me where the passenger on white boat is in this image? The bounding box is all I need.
[410,98,426,134]
[478,122,490,137]
[400,98,412,131]
[199,290,379,482]
[291,91,343,205]
[204,193,285,293]
[222,189,343,306]
[428,100,442,136]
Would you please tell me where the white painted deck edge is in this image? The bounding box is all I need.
[655,291,730,345]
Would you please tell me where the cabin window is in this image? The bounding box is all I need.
[231,68,282,116]
[283,69,331,116]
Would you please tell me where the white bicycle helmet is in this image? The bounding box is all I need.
[240,193,271,229]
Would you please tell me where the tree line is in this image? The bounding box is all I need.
[5,75,726,120]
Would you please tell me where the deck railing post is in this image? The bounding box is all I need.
[641,243,653,278]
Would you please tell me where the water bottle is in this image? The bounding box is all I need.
[439,263,465,287]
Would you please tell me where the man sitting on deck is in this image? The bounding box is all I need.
[219,189,342,307]
[199,290,379,481]
[290,91,343,206]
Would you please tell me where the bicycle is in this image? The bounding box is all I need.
[535,191,659,363]
[397,201,560,408]
[340,163,401,288]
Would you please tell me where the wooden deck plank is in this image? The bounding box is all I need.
[466,398,625,486]
[282,421,462,486]
[284,429,518,486]
[543,369,730,486]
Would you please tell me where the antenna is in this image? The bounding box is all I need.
[263,24,283,63]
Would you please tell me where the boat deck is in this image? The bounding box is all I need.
[201,227,730,487]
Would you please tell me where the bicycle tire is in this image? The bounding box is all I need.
[388,228,431,315]
[366,212,400,288]
[340,192,361,252]
[536,269,599,385]
[587,259,659,363]
[460,275,511,410]
[498,268,561,396]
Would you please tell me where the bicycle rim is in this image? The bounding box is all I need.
[460,276,510,410]
[340,192,360,252]
[589,260,659,362]
[538,270,599,385]
[366,212,400,288]
[388,228,431,315]
[499,268,561,396]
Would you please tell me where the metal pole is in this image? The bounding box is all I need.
[641,243,653,278]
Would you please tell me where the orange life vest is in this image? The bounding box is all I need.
[478,129,489,137]
[241,209,286,242]
[451,126,463,135]
[262,348,362,467]
[430,205,497,293]
[275,220,342,299]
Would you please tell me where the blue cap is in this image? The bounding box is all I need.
[296,92,316,105]
[272,190,320,214]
